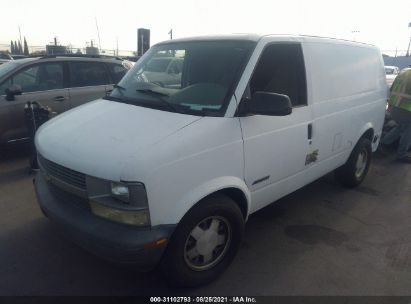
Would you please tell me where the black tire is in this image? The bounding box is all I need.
[335,137,372,188]
[160,193,244,287]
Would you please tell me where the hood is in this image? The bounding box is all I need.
[35,99,202,180]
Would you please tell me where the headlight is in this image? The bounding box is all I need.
[111,182,130,203]
[86,177,150,226]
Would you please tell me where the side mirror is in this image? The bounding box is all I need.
[239,91,292,116]
[5,85,22,101]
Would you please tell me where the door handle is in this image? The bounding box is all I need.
[308,123,313,140]
[106,89,113,95]
[54,96,66,102]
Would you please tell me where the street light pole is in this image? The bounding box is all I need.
[406,22,411,57]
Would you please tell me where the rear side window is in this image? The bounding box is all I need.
[107,63,127,84]
[248,43,307,107]
[41,63,64,90]
[69,61,108,87]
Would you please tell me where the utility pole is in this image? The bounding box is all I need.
[116,36,118,56]
[168,29,173,40]
[18,26,22,45]
[406,22,411,57]
[140,34,143,56]
[95,17,102,53]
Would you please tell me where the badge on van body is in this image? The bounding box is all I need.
[305,149,319,165]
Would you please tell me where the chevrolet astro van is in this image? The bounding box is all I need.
[34,34,386,286]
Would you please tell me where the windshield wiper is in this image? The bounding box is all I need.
[136,89,180,113]
[104,95,127,103]
[112,84,126,96]
[114,84,126,90]
[136,88,168,96]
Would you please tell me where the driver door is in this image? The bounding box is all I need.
[0,62,69,144]
[239,42,313,213]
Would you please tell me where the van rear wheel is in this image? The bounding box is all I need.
[160,194,244,287]
[335,137,372,188]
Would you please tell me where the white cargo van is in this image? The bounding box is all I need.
[34,34,386,286]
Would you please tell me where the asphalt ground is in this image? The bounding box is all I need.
[1,145,411,296]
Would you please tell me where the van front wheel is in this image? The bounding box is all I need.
[160,194,244,287]
[335,137,372,188]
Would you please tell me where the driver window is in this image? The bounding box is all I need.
[7,63,64,93]
[168,59,183,74]
[246,43,307,107]
[0,78,11,95]
[12,65,40,93]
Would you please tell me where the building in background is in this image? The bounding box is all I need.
[46,37,67,55]
[383,54,411,70]
[86,40,99,55]
[137,28,150,56]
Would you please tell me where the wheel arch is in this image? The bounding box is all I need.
[212,187,249,220]
[356,123,375,149]
[189,186,250,221]
[174,177,251,225]
[361,127,374,142]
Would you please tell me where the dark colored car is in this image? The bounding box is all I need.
[0,52,13,65]
[0,55,132,146]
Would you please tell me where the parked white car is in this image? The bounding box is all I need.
[34,34,387,286]
[385,65,400,88]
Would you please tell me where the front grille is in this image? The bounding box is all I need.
[38,154,86,190]
[48,181,90,211]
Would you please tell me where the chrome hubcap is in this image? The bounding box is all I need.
[184,216,231,271]
[355,149,368,179]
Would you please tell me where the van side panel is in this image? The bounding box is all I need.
[306,42,386,103]
[303,41,386,179]
[250,40,386,215]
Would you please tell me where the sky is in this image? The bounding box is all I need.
[2,0,411,55]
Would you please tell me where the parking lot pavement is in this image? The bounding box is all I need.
[1,147,411,296]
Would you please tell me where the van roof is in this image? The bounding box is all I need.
[156,34,262,44]
[156,34,377,48]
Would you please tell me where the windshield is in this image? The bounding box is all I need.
[108,40,256,116]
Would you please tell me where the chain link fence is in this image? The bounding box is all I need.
[0,43,136,57]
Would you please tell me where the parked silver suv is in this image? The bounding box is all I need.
[0,55,132,146]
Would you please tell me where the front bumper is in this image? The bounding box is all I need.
[34,172,175,270]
